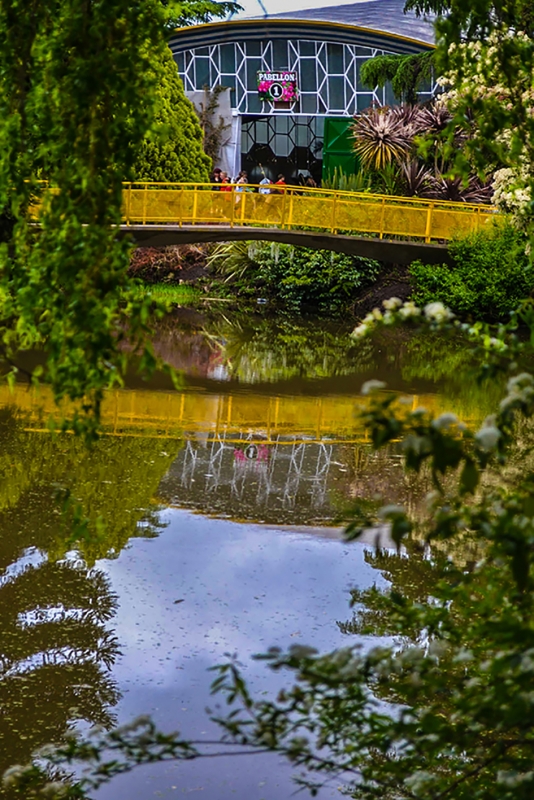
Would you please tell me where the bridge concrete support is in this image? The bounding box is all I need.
[121,225,452,265]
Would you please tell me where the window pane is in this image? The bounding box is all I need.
[255,119,269,143]
[275,115,289,134]
[301,94,317,114]
[312,116,325,139]
[299,40,316,57]
[357,93,374,112]
[247,58,262,89]
[328,76,345,110]
[327,43,344,74]
[220,44,235,73]
[273,39,288,67]
[246,40,261,56]
[247,92,262,113]
[300,60,317,92]
[195,57,210,88]
[220,74,236,106]
[274,133,291,156]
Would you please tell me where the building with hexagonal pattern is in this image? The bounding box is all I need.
[168,0,435,184]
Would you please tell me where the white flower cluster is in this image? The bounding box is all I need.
[437,28,534,231]
[431,412,459,431]
[475,424,501,452]
[351,298,454,340]
[492,166,533,231]
[499,372,534,415]
[2,764,33,787]
[424,302,454,323]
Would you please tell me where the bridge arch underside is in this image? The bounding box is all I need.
[123,225,451,265]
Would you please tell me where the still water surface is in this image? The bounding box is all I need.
[0,312,501,799]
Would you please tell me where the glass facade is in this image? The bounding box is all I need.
[173,31,436,180]
[174,38,435,116]
[241,115,325,183]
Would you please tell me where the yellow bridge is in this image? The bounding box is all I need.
[33,182,497,262]
[120,182,498,263]
[122,182,495,241]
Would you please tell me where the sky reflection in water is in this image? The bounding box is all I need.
[97,510,386,800]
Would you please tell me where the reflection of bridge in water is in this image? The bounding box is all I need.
[2,384,447,443]
[1,385,475,524]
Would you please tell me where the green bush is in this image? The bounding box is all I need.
[410,223,534,320]
[257,245,380,314]
[210,242,381,315]
[133,48,211,183]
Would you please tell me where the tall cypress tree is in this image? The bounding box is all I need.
[134,47,211,182]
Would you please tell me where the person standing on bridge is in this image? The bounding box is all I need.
[235,171,248,207]
[274,174,286,193]
[210,167,223,219]
[259,176,272,195]
[218,172,232,221]
[220,172,232,191]
[210,167,223,187]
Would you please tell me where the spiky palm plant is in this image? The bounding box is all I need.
[424,174,494,203]
[395,103,430,136]
[352,107,413,171]
[401,159,433,197]
[206,241,258,283]
[418,103,452,134]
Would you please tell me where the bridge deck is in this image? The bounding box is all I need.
[122,225,452,264]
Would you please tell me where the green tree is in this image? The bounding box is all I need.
[0,0,171,437]
[405,0,534,237]
[0,0,237,436]
[133,47,211,183]
[160,0,240,29]
[360,51,435,105]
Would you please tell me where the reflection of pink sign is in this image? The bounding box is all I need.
[257,70,298,104]
[234,444,270,463]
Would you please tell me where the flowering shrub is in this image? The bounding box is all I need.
[492,166,533,233]
[257,78,298,103]
[435,29,534,231]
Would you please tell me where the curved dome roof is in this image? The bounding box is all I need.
[170,0,435,54]
[266,0,434,45]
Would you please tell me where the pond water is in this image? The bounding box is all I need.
[0,311,505,799]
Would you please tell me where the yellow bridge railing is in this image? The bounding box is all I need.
[122,182,497,243]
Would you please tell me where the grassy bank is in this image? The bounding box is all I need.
[130,283,202,306]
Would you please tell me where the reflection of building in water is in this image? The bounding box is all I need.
[159,431,348,524]
[159,431,436,525]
